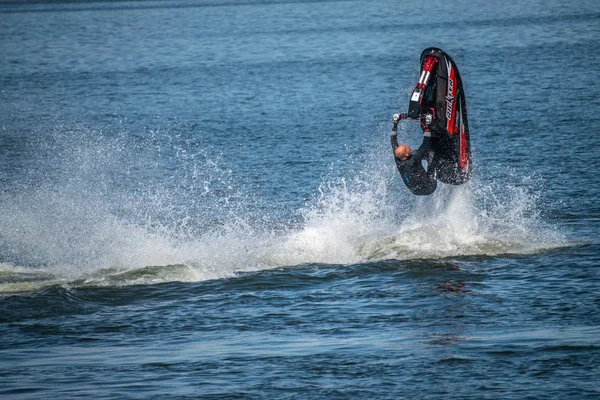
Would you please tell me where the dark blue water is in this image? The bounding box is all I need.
[1,0,599,398]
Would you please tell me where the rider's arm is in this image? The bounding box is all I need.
[390,114,401,152]
[391,127,399,152]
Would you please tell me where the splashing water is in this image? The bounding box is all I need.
[0,124,567,292]
[276,167,563,267]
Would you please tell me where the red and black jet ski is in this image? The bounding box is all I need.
[398,47,472,186]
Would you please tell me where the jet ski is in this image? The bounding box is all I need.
[397,47,472,186]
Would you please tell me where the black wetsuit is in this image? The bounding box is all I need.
[428,134,466,185]
[391,126,437,196]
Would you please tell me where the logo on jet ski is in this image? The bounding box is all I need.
[445,61,456,121]
[445,61,458,134]
[445,93,455,120]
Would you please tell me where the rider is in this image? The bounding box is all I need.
[390,113,437,195]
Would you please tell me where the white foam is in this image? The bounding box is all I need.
[272,167,566,266]
[0,126,568,290]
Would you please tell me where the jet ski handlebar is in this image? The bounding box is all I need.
[393,113,422,126]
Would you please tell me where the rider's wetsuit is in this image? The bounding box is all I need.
[391,122,437,196]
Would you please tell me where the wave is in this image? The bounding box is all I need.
[0,125,568,293]
[273,171,566,266]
